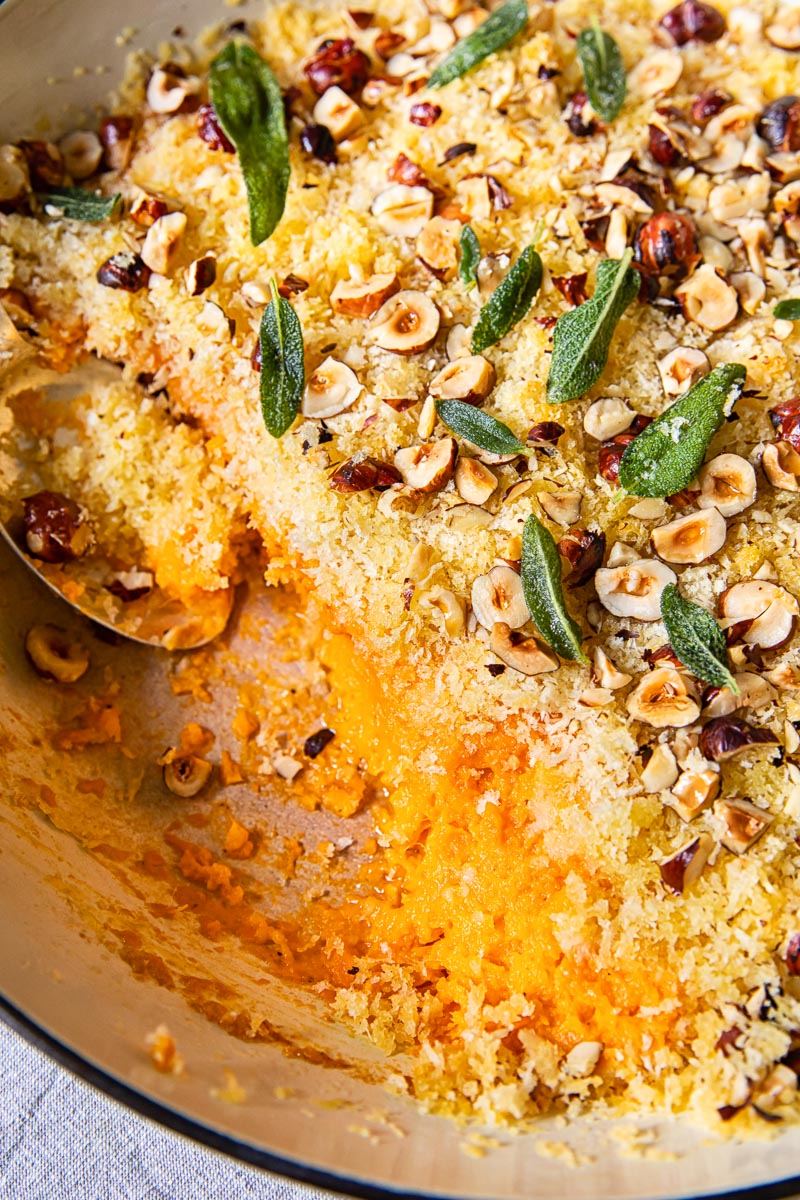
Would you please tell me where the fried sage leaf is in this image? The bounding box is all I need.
[471,243,542,353]
[435,399,525,455]
[774,299,800,320]
[209,42,290,245]
[576,25,626,123]
[521,514,588,663]
[428,0,528,88]
[259,278,304,438]
[617,363,746,497]
[660,584,739,692]
[459,225,481,290]
[36,186,121,222]
[546,250,638,403]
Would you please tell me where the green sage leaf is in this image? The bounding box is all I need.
[774,299,800,320]
[435,399,525,455]
[471,244,542,353]
[36,187,121,223]
[209,42,290,246]
[576,25,627,123]
[660,584,739,692]
[259,278,304,438]
[617,363,746,498]
[546,250,638,403]
[428,0,528,88]
[459,225,481,290]
[521,514,587,663]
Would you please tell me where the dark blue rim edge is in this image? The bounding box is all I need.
[4,995,800,1200]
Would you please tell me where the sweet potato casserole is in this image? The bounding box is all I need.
[3,0,800,1136]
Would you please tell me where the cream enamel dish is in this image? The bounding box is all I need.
[3,0,800,1196]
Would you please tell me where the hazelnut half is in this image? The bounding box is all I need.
[371,184,434,237]
[163,754,213,797]
[428,356,495,406]
[651,509,727,565]
[762,441,800,492]
[25,624,90,683]
[704,672,778,719]
[676,264,738,332]
[471,565,530,630]
[58,130,102,180]
[455,457,497,504]
[658,346,710,397]
[489,622,558,675]
[370,290,440,354]
[394,437,457,492]
[331,273,400,318]
[416,216,462,280]
[626,667,701,728]
[719,581,799,649]
[697,453,756,517]
[713,797,774,854]
[699,716,779,762]
[595,559,677,621]
[583,398,634,442]
[302,356,362,419]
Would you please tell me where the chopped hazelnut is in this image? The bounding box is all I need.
[558,529,606,588]
[767,8,800,49]
[330,456,402,492]
[592,647,632,690]
[471,565,530,630]
[96,252,151,292]
[455,457,497,504]
[720,581,799,650]
[660,833,716,894]
[304,36,370,96]
[58,130,102,180]
[25,624,90,684]
[641,742,679,792]
[676,264,738,331]
[697,453,756,517]
[140,211,187,275]
[699,716,779,762]
[129,188,169,227]
[23,491,92,562]
[583,397,634,442]
[762,441,800,492]
[651,509,727,566]
[17,139,63,188]
[658,347,710,397]
[99,115,135,170]
[539,490,582,527]
[372,184,434,237]
[185,254,217,297]
[303,356,362,419]
[417,216,462,280]
[595,559,677,621]
[146,64,199,114]
[331,272,400,318]
[627,667,701,728]
[369,289,440,354]
[421,587,467,638]
[163,754,213,797]
[630,50,683,98]
[730,271,765,316]
[0,144,30,211]
[428,356,495,406]
[562,1041,604,1078]
[313,86,364,141]
[394,437,457,492]
[713,797,774,854]
[489,622,559,676]
[667,768,720,821]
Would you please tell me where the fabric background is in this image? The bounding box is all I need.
[0,1022,334,1200]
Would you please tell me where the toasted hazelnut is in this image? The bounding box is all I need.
[313,85,364,141]
[25,624,90,683]
[428,356,495,406]
[704,672,778,719]
[417,394,437,439]
[651,509,727,566]
[185,254,217,297]
[330,456,402,493]
[558,529,606,588]
[719,581,799,649]
[597,180,654,216]
[754,1065,797,1111]
[163,754,213,797]
[58,130,102,180]
[273,753,303,781]
[660,833,716,894]
[767,660,800,689]
[394,437,457,492]
[583,397,634,442]
[606,541,639,568]
[539,490,582,526]
[331,273,400,318]
[604,208,629,259]
[562,1041,604,1079]
[99,115,135,169]
[304,36,370,96]
[762,440,800,492]
[740,218,772,278]
[667,768,720,821]
[129,188,169,227]
[641,742,679,792]
[769,398,800,450]
[17,139,63,188]
[767,8,800,49]
[730,271,765,316]
[699,716,779,762]
[372,184,434,237]
[455,457,497,504]
[635,212,699,279]
[416,216,461,280]
[593,646,632,690]
[627,667,701,728]
[765,150,800,183]
[96,252,151,292]
[446,323,472,361]
[476,251,512,297]
[676,264,738,332]
[714,797,774,854]
[595,559,677,621]
[445,503,494,532]
[302,356,362,419]
[628,498,669,521]
[658,346,710,397]
[370,289,440,354]
[0,144,30,210]
[489,622,558,676]
[146,65,199,114]
[140,211,187,275]
[472,565,529,631]
[697,453,756,517]
[23,490,93,562]
[421,586,466,638]
[456,175,492,222]
[630,49,683,98]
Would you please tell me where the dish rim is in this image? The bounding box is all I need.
[4,993,800,1200]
